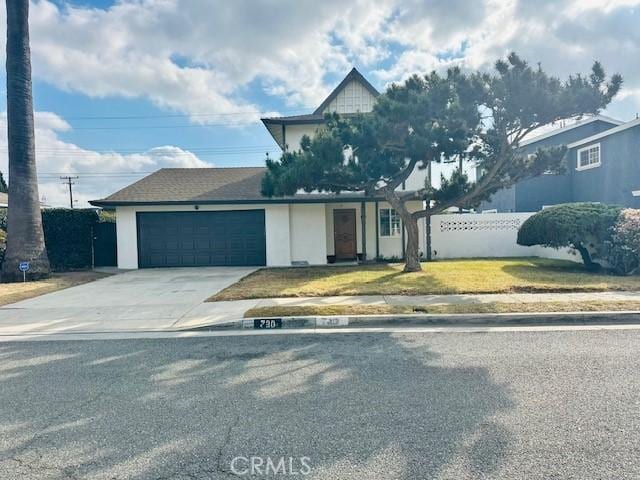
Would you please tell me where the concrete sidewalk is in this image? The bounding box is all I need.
[172,291,640,329]
[1,274,638,334]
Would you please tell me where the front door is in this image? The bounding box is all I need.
[333,209,357,260]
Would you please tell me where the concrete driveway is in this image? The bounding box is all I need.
[0,267,256,335]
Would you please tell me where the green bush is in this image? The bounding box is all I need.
[0,229,5,267]
[517,203,622,270]
[98,209,116,223]
[606,209,640,275]
[41,209,99,271]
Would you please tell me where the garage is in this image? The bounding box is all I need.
[137,210,266,268]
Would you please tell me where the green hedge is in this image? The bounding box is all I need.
[0,208,100,271]
[517,203,623,270]
[42,209,100,270]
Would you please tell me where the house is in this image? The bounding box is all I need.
[479,115,640,212]
[261,68,427,190]
[0,192,7,208]
[90,69,426,269]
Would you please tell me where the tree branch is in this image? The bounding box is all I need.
[413,138,511,218]
[384,157,419,192]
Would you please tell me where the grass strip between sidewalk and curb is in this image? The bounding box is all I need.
[211,258,640,302]
[0,271,112,306]
[243,301,640,319]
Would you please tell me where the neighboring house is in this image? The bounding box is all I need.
[0,192,7,208]
[479,115,631,212]
[91,69,426,269]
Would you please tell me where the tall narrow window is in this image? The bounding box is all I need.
[577,144,601,170]
[379,208,401,237]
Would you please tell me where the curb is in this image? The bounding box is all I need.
[187,310,640,332]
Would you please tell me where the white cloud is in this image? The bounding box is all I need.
[2,1,638,123]
[0,112,209,208]
[2,0,640,207]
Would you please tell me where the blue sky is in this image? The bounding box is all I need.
[1,0,639,206]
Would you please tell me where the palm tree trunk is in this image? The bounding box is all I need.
[2,0,50,282]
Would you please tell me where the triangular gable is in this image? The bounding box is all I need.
[313,68,380,115]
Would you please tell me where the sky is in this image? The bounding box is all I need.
[1,0,639,207]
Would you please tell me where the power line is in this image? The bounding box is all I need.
[0,144,275,151]
[68,122,271,130]
[62,106,314,121]
[0,148,278,155]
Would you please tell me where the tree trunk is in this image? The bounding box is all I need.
[2,0,50,282]
[574,242,601,272]
[384,191,422,272]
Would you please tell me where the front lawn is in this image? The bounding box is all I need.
[0,271,111,306]
[244,301,640,318]
[210,258,640,301]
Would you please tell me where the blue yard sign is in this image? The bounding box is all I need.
[19,262,29,282]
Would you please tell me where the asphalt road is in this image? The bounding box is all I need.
[1,329,639,479]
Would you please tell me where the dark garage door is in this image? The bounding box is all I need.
[137,210,266,268]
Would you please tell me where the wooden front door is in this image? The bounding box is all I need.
[333,209,357,260]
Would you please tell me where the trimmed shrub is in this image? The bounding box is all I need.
[606,209,640,275]
[41,209,100,271]
[517,203,622,270]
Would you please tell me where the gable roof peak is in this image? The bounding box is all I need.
[313,67,380,115]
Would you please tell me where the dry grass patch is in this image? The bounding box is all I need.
[211,258,640,301]
[0,271,111,306]
[244,301,640,318]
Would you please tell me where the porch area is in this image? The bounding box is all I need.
[288,200,426,266]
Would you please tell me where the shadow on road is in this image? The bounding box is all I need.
[0,333,513,479]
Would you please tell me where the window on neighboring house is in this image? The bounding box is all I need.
[577,144,601,171]
[380,208,401,237]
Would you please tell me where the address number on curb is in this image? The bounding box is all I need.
[254,319,283,329]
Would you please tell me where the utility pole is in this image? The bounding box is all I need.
[60,176,79,209]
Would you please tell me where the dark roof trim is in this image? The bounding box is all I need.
[261,115,325,126]
[90,196,389,208]
[313,67,380,115]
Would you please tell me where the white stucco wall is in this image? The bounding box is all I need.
[402,168,429,191]
[264,205,292,266]
[115,206,138,269]
[114,204,293,269]
[284,123,323,151]
[430,212,579,262]
[289,204,327,264]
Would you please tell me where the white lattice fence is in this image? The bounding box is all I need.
[430,213,578,261]
[437,217,523,233]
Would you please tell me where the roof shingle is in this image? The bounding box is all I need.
[92,167,268,205]
[90,167,380,206]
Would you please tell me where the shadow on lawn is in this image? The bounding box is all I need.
[0,334,513,479]
[500,260,633,290]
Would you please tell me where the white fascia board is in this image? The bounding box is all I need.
[519,115,624,147]
[567,118,640,149]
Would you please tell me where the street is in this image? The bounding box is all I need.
[1,329,639,479]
